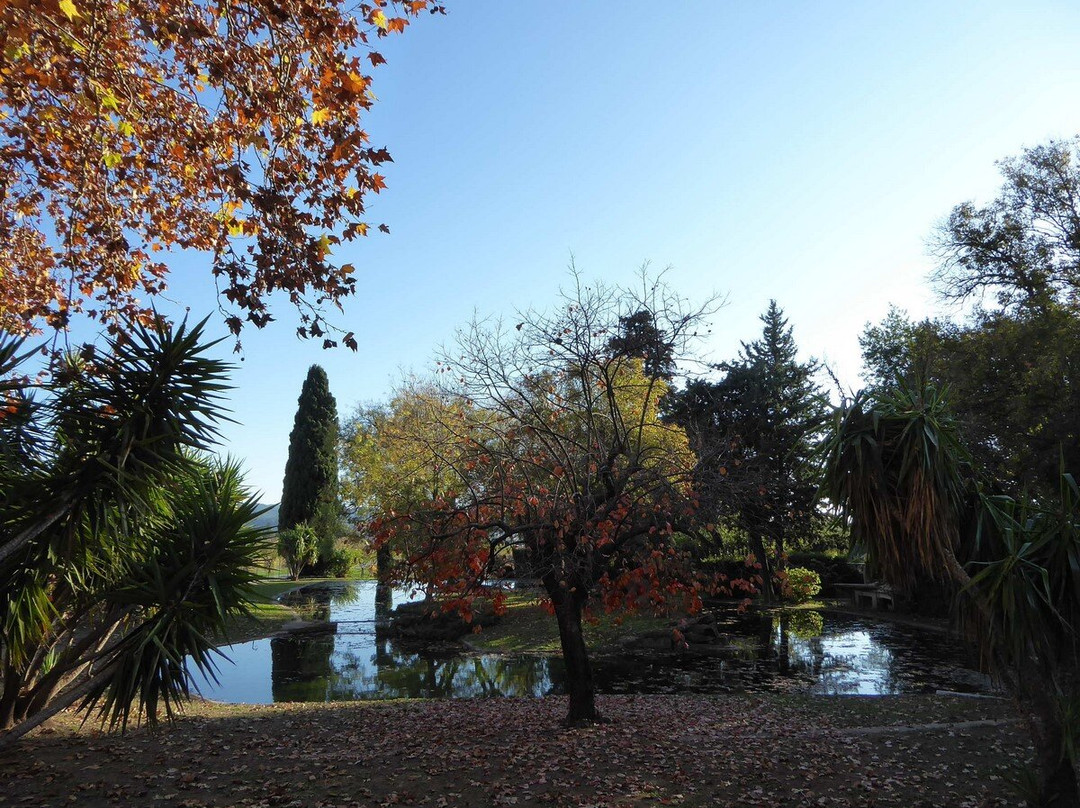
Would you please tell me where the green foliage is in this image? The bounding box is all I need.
[861,140,1080,501]
[931,137,1080,310]
[786,551,862,589]
[605,308,676,380]
[280,365,340,562]
[666,301,828,591]
[778,567,821,603]
[822,379,973,592]
[859,304,1080,498]
[0,319,269,743]
[325,544,359,578]
[277,525,319,580]
[823,373,1080,803]
[84,459,269,731]
[309,499,347,572]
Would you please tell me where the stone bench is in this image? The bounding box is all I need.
[852,587,895,610]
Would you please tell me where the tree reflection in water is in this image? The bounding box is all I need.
[194,581,992,704]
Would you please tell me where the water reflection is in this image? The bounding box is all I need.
[193,581,991,704]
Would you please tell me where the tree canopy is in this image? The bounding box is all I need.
[931,137,1080,311]
[352,274,725,722]
[666,301,827,596]
[0,0,443,343]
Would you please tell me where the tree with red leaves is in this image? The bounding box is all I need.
[371,273,733,723]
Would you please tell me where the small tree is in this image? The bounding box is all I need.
[278,525,320,581]
[341,380,477,589]
[280,365,340,569]
[373,273,725,723]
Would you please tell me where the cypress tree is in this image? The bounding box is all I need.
[279,365,339,535]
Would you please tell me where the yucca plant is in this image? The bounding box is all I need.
[822,378,1080,806]
[969,475,1080,805]
[821,380,975,592]
[0,319,270,747]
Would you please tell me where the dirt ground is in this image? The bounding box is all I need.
[0,694,1031,807]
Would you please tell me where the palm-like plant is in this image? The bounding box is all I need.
[971,477,1080,805]
[821,380,975,591]
[0,318,269,746]
[822,378,1080,806]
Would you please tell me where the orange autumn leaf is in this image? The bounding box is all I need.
[0,0,445,343]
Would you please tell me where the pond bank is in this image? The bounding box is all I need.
[3,694,1029,807]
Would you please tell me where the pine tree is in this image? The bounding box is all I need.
[735,301,828,564]
[279,366,340,547]
[667,301,827,599]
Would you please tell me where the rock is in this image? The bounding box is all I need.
[632,630,675,651]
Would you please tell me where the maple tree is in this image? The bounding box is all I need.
[0,0,442,344]
[365,274,737,723]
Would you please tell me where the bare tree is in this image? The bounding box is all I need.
[371,270,724,723]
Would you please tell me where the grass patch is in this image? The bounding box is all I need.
[468,591,679,653]
[219,577,353,645]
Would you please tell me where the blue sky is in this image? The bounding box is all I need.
[151,0,1080,502]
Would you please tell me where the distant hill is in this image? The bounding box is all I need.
[250,503,279,531]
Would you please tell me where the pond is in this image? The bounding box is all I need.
[192,580,993,704]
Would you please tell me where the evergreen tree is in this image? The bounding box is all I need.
[279,366,340,551]
[735,301,828,562]
[606,309,676,380]
[667,301,827,598]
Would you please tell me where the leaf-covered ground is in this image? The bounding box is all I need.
[1,694,1029,807]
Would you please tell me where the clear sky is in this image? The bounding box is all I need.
[149,0,1080,503]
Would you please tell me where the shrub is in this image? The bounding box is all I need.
[787,551,863,589]
[278,524,319,580]
[779,566,821,603]
[325,547,355,578]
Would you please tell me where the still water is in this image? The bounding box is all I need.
[192,581,992,704]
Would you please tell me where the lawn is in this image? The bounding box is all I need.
[465,591,680,654]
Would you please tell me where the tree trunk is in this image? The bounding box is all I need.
[1025,679,1080,807]
[376,545,392,587]
[1034,737,1079,807]
[749,531,774,604]
[0,663,20,730]
[553,597,598,724]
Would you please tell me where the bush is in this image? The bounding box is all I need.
[278,524,319,580]
[325,546,355,578]
[787,551,863,590]
[779,566,821,603]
